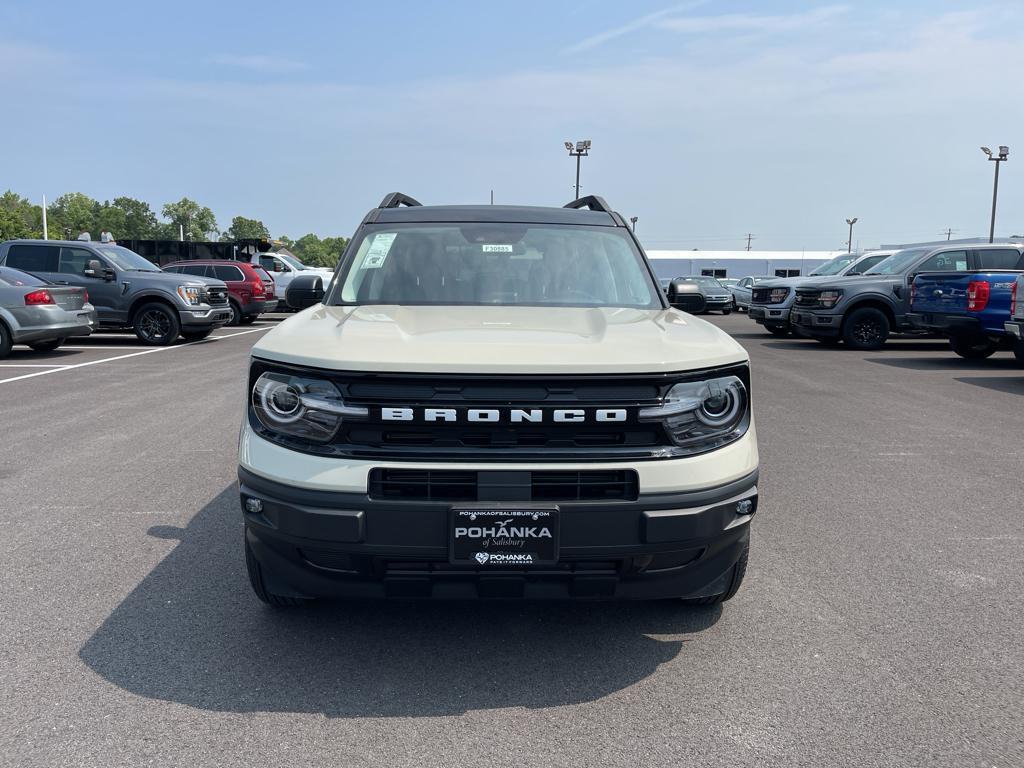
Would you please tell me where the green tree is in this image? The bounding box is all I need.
[0,208,31,240]
[222,216,270,241]
[0,191,45,238]
[109,197,159,238]
[283,233,348,268]
[47,192,100,238]
[161,197,218,241]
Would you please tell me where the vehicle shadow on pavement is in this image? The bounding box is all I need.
[954,376,1024,395]
[79,486,721,718]
[868,356,1023,371]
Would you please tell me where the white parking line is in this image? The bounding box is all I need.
[0,327,270,385]
[0,364,71,368]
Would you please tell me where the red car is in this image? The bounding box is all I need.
[163,260,276,325]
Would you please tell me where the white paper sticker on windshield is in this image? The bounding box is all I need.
[363,233,397,268]
[481,244,513,253]
[955,259,967,270]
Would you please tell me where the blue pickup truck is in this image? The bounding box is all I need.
[907,245,1024,359]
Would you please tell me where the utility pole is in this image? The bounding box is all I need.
[745,233,755,251]
[629,216,638,232]
[981,145,1009,242]
[490,189,494,205]
[564,139,591,200]
[845,217,858,253]
[941,228,957,241]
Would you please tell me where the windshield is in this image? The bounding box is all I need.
[277,253,307,271]
[335,223,661,308]
[95,245,161,272]
[0,266,47,287]
[864,248,932,275]
[676,276,724,288]
[809,254,860,276]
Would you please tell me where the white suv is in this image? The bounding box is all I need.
[237,194,759,605]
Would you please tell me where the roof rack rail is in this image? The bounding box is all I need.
[378,192,423,209]
[563,195,613,213]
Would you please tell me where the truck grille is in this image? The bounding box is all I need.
[368,468,639,502]
[794,289,820,307]
[204,286,229,306]
[751,286,788,304]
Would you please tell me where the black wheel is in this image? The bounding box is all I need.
[239,315,257,325]
[765,324,790,337]
[681,540,749,605]
[228,300,243,326]
[732,297,739,311]
[181,328,213,342]
[949,334,998,359]
[0,322,12,359]
[245,536,309,607]
[1013,340,1024,366]
[721,307,732,315]
[842,307,890,350]
[816,336,842,347]
[133,302,180,345]
[28,339,63,353]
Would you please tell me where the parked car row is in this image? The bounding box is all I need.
[740,243,1024,364]
[0,238,290,357]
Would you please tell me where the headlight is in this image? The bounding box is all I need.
[818,289,843,308]
[177,285,204,306]
[252,372,367,442]
[638,374,749,455]
[768,287,789,304]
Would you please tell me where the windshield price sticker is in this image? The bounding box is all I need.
[363,233,397,269]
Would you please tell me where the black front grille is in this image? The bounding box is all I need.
[368,468,639,502]
[751,286,788,304]
[205,287,229,306]
[794,290,820,307]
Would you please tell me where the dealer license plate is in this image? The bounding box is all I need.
[450,507,559,566]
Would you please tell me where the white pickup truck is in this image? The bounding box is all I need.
[248,252,333,309]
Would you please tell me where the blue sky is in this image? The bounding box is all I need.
[2,1,1022,249]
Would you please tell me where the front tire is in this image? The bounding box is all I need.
[133,302,180,346]
[245,536,309,607]
[842,307,890,350]
[0,322,12,359]
[28,339,63,353]
[721,307,732,315]
[681,540,749,605]
[950,334,998,359]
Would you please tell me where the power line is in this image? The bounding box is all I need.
[744,233,755,251]
[941,228,958,240]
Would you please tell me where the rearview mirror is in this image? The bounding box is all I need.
[286,274,324,310]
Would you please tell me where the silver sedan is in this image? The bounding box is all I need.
[0,266,97,357]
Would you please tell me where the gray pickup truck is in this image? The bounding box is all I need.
[789,244,1022,350]
[0,239,232,345]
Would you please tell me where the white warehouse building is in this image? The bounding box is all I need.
[644,250,849,280]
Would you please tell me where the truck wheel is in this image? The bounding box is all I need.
[765,324,789,337]
[950,334,998,359]
[134,302,180,346]
[245,537,309,607]
[0,322,12,359]
[28,339,63,352]
[1013,340,1024,366]
[681,540,748,605]
[181,329,213,342]
[228,300,243,326]
[239,315,257,325]
[721,307,732,315]
[842,307,890,350]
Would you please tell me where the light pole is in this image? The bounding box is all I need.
[564,139,591,200]
[981,145,1009,243]
[845,217,858,253]
[629,216,638,232]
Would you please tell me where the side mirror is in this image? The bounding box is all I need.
[286,274,324,310]
[83,259,113,280]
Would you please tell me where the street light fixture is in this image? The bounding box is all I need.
[565,139,591,200]
[845,217,858,253]
[981,145,1009,243]
[629,216,638,232]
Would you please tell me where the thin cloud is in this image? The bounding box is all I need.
[659,5,849,34]
[209,53,308,73]
[563,0,710,54]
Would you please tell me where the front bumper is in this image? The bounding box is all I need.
[178,306,232,329]
[238,425,759,600]
[703,297,732,310]
[748,305,791,326]
[790,308,842,337]
[240,466,756,600]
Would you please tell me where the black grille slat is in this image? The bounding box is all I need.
[368,469,638,502]
[794,290,819,307]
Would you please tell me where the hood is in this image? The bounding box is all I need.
[805,273,900,290]
[252,305,749,374]
[138,270,226,288]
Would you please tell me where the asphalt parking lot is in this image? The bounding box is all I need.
[2,312,1021,767]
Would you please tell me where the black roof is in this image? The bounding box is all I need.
[365,193,626,227]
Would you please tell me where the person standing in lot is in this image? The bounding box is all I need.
[100,230,115,244]
[77,231,91,241]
